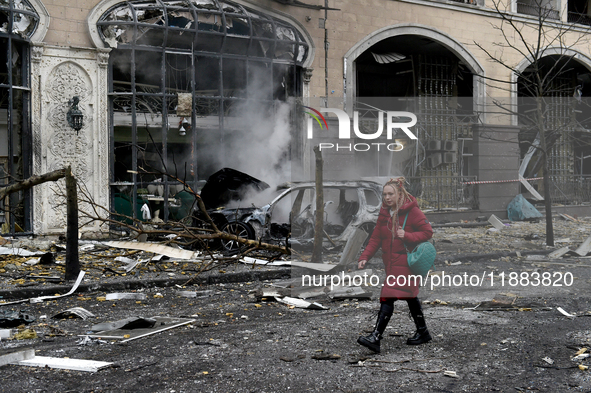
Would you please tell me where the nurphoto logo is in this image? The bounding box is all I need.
[303,107,418,152]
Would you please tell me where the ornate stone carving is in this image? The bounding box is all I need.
[44,61,94,230]
[97,48,110,68]
[31,43,44,63]
[303,68,314,84]
[46,62,91,102]
[97,52,110,209]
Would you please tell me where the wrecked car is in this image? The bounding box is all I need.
[194,168,383,253]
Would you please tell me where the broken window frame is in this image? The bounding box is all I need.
[101,1,307,223]
[0,0,37,235]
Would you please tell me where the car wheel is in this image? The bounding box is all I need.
[220,221,255,254]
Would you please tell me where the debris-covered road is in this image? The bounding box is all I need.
[1,217,591,392]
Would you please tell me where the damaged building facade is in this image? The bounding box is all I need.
[1,0,590,235]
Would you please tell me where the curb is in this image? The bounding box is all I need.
[0,248,559,301]
[0,268,292,301]
[436,249,554,263]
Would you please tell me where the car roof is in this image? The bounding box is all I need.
[277,180,383,190]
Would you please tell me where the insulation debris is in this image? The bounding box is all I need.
[104,241,198,259]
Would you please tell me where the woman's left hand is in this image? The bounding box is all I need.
[396,229,405,238]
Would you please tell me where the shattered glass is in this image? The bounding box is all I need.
[225,16,249,36]
[275,25,295,42]
[251,17,273,39]
[219,1,243,14]
[0,0,39,38]
[191,0,217,10]
[100,24,134,46]
[297,44,306,63]
[97,0,308,65]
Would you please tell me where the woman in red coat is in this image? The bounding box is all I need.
[357,177,433,353]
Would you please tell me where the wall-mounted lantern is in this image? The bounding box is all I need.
[66,96,84,134]
[179,117,190,136]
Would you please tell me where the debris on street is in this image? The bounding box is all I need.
[557,307,576,318]
[1,270,87,306]
[275,296,329,310]
[507,194,543,221]
[0,348,35,367]
[488,214,505,230]
[52,307,95,320]
[86,316,195,343]
[104,241,198,260]
[0,310,35,327]
[90,317,157,332]
[105,293,147,301]
[11,352,113,372]
[575,235,591,256]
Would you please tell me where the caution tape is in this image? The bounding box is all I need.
[462,177,544,185]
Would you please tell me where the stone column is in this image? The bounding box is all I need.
[30,43,44,234]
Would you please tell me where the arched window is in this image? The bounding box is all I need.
[98,0,310,222]
[0,0,39,234]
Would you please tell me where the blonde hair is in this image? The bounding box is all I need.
[383,177,412,236]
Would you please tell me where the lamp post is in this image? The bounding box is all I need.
[65,96,83,281]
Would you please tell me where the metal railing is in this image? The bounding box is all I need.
[550,175,591,205]
[567,11,591,26]
[407,176,478,211]
[516,2,560,20]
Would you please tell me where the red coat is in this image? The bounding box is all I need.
[359,196,433,299]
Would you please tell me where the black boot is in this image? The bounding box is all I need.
[406,297,432,345]
[357,303,394,353]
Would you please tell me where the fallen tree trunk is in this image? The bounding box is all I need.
[0,168,66,201]
[0,166,80,280]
